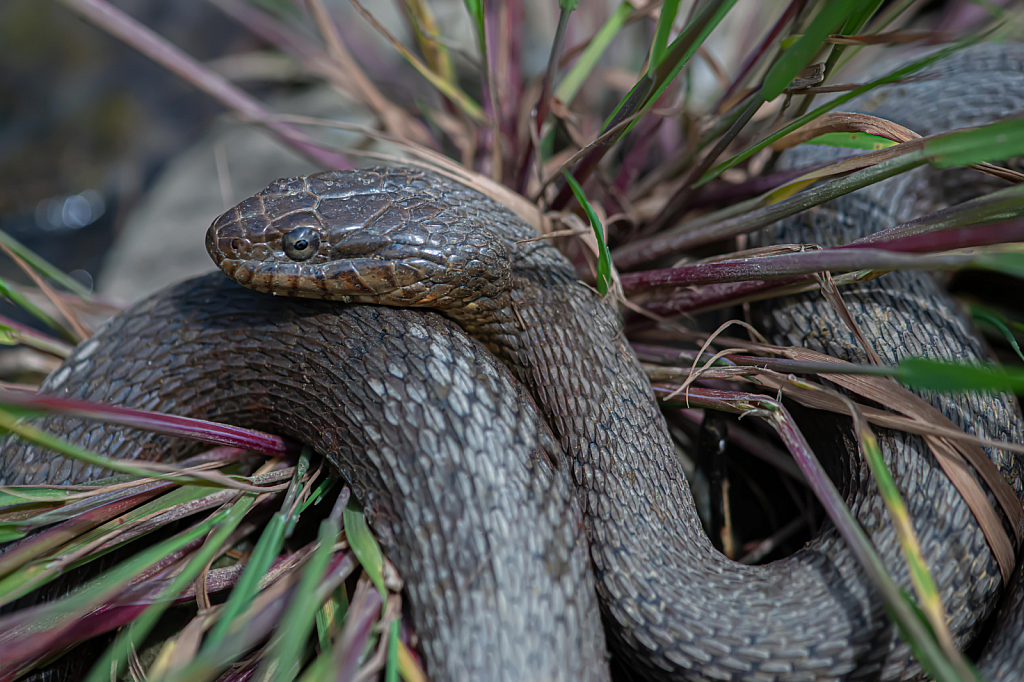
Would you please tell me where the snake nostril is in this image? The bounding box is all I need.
[231,238,246,254]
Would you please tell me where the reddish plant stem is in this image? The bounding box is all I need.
[57,0,352,170]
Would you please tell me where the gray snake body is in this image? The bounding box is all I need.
[3,45,1024,680]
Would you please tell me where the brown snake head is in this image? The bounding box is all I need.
[207,167,516,311]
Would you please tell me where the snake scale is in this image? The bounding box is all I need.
[2,45,1024,681]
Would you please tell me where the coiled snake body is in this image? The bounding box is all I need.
[3,45,1024,680]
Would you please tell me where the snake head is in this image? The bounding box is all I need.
[206,168,516,311]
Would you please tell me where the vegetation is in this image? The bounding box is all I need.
[1,1,1023,680]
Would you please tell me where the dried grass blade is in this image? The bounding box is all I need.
[834,386,963,667]
[348,0,485,123]
[772,112,920,151]
[0,230,93,300]
[0,241,89,341]
[782,347,1021,584]
[306,0,431,147]
[814,271,885,365]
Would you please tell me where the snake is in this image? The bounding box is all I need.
[2,44,1023,681]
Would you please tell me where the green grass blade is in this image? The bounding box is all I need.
[84,494,256,682]
[563,172,611,295]
[975,250,1024,278]
[344,500,387,606]
[760,0,862,100]
[262,513,340,682]
[0,229,94,300]
[807,132,897,150]
[698,35,983,187]
[0,276,77,343]
[762,404,978,682]
[849,408,964,672]
[0,322,74,358]
[554,2,631,105]
[897,357,1024,393]
[971,305,1024,363]
[648,0,680,73]
[202,451,312,650]
[926,119,1024,167]
[385,618,400,682]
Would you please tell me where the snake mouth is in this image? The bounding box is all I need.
[216,255,446,307]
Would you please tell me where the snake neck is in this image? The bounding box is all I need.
[453,267,712,542]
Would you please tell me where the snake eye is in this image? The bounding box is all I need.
[282,227,320,261]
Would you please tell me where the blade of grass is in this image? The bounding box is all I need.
[786,0,887,119]
[648,0,681,72]
[0,321,74,358]
[0,407,290,493]
[621,244,1023,290]
[0,277,77,343]
[553,2,632,105]
[760,0,862,100]
[0,230,93,300]
[0,389,299,461]
[349,0,485,123]
[806,132,897,149]
[563,171,612,295]
[549,0,739,210]
[83,494,257,682]
[56,0,351,169]
[614,146,930,268]
[696,33,985,188]
[971,304,1024,363]
[260,493,345,682]
[514,0,574,193]
[385,619,400,682]
[927,119,1024,168]
[404,0,454,83]
[201,449,313,652]
[897,357,1024,393]
[344,499,387,607]
[843,394,963,671]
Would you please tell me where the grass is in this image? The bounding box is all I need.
[2,1,1023,680]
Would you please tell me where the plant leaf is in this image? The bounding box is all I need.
[761,1,863,100]
[807,132,898,150]
[897,357,1024,393]
[563,172,611,295]
[926,119,1024,168]
[344,500,387,606]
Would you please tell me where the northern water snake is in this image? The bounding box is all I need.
[4,44,1024,680]
[0,279,611,681]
